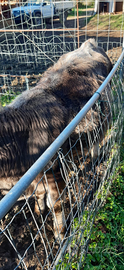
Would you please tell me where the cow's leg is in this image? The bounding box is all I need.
[33,171,66,240]
[32,178,47,214]
[91,140,100,160]
[35,193,46,214]
[46,173,66,240]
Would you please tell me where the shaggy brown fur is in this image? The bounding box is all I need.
[0,39,112,239]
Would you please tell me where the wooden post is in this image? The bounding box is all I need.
[76,0,79,48]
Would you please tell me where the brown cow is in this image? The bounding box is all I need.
[0,39,112,239]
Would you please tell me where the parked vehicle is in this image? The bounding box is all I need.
[11,0,76,26]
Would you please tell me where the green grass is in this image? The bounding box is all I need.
[83,141,124,269]
[56,117,124,270]
[85,14,124,30]
[69,7,124,32]
[68,2,94,17]
[0,91,20,106]
[56,158,124,270]
[69,8,88,17]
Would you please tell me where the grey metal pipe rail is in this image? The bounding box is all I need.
[0,49,124,220]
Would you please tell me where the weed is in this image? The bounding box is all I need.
[0,91,20,106]
[83,151,124,269]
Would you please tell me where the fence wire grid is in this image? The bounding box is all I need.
[0,60,123,269]
[0,1,124,270]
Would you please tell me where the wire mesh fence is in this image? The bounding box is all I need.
[0,56,123,269]
[0,1,124,270]
[0,1,123,85]
[0,0,124,99]
[0,0,123,108]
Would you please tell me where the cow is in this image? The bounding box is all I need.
[0,39,112,240]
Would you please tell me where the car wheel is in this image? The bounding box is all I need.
[59,10,68,26]
[33,12,46,28]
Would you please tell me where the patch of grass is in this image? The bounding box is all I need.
[69,8,124,32]
[56,125,124,269]
[69,2,94,17]
[83,142,124,269]
[69,8,88,17]
[0,91,20,106]
[86,14,124,30]
[77,1,94,9]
